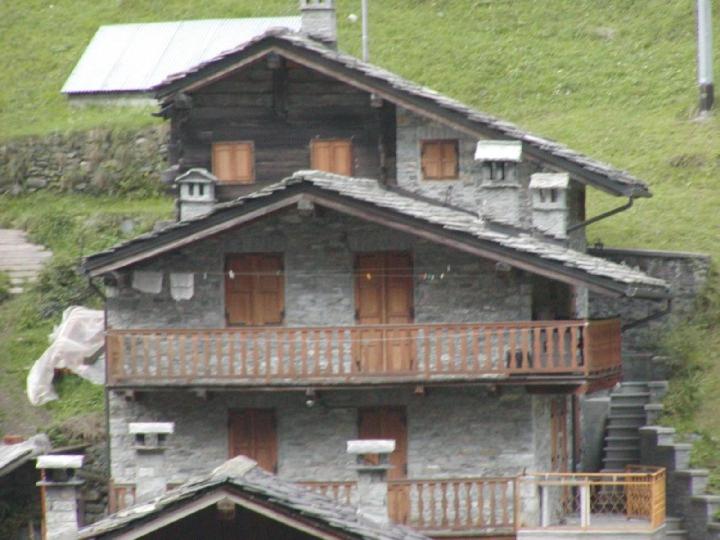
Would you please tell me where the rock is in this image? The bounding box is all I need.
[120,219,136,235]
[26,176,48,188]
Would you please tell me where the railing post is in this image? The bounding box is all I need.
[580,478,591,529]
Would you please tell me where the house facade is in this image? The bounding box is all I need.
[81,2,670,537]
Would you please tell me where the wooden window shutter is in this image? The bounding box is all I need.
[311,139,353,176]
[421,140,459,180]
[212,141,255,184]
[225,254,284,326]
[229,409,278,473]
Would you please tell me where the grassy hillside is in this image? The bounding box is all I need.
[1,0,720,477]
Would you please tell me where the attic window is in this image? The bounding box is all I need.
[212,141,255,184]
[421,140,459,180]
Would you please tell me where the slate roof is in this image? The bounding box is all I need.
[82,170,669,299]
[78,456,429,539]
[0,434,51,478]
[154,28,650,198]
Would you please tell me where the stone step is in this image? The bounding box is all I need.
[610,392,651,406]
[601,457,640,470]
[607,414,646,428]
[603,447,640,461]
[612,381,649,393]
[605,435,640,448]
[606,426,640,438]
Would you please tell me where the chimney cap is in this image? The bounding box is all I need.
[36,454,83,470]
[129,422,175,435]
[529,172,570,190]
[175,168,217,185]
[346,439,395,455]
[474,140,522,162]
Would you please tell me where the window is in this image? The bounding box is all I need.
[482,161,508,181]
[421,140,459,180]
[225,254,284,326]
[212,141,255,184]
[310,139,353,176]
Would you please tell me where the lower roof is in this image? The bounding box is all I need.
[81,170,669,299]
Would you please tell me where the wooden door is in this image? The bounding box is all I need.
[229,409,278,473]
[225,254,284,326]
[311,139,353,176]
[358,407,409,523]
[354,253,414,373]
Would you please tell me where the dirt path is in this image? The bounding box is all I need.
[0,229,52,293]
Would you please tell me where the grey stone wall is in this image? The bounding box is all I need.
[0,125,167,196]
[108,387,561,485]
[107,207,533,329]
[588,247,711,353]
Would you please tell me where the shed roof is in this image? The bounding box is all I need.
[0,434,51,478]
[78,455,429,539]
[62,18,301,96]
[155,28,651,198]
[81,170,669,299]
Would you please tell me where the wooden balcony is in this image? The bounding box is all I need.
[105,319,621,388]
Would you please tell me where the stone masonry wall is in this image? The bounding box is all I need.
[107,207,533,329]
[0,126,167,196]
[588,247,711,353]
[108,387,559,485]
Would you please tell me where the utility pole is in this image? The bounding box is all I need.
[697,0,714,111]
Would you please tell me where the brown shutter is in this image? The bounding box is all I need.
[225,254,284,326]
[212,142,255,183]
[358,407,407,480]
[421,140,458,179]
[229,409,278,473]
[311,139,353,176]
[384,252,413,324]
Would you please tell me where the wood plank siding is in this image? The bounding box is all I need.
[174,60,394,200]
[105,319,622,388]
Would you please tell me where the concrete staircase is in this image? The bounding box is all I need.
[601,382,652,471]
[0,229,52,294]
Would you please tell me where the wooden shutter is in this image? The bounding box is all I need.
[311,139,353,176]
[358,407,407,480]
[421,140,458,180]
[229,409,278,473]
[225,254,284,326]
[212,141,255,184]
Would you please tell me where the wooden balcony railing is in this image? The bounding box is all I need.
[517,467,666,531]
[302,477,516,533]
[105,319,621,386]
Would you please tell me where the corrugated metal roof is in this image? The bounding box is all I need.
[62,17,301,95]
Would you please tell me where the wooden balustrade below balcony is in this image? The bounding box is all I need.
[105,319,621,387]
[301,477,517,534]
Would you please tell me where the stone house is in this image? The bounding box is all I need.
[79,2,672,538]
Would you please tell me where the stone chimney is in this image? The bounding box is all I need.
[300,0,337,47]
[346,439,395,525]
[128,422,174,502]
[529,172,570,239]
[474,140,524,226]
[176,168,217,221]
[36,454,84,540]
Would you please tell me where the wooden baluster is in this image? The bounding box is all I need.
[338,329,346,376]
[533,326,543,372]
[239,331,247,377]
[429,482,437,529]
[484,327,493,372]
[154,333,162,379]
[489,480,497,527]
[423,328,431,379]
[264,329,271,382]
[570,326,590,373]
[325,328,333,375]
[440,481,449,527]
[557,325,566,369]
[251,329,260,378]
[508,327,517,372]
[179,335,186,378]
[129,335,137,377]
[142,335,150,379]
[465,481,473,528]
[547,324,556,370]
[501,480,509,526]
[471,327,479,372]
[417,482,425,528]
[477,480,485,528]
[228,332,236,377]
[521,328,529,371]
[435,329,443,373]
[453,481,461,529]
[448,327,456,373]
[287,330,296,378]
[191,334,198,378]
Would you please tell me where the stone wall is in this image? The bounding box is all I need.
[588,247,711,353]
[0,125,167,196]
[108,387,559,486]
[107,207,533,329]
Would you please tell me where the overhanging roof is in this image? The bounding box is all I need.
[154,29,651,198]
[78,456,428,539]
[82,171,669,299]
[62,18,300,96]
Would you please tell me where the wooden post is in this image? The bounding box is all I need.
[580,478,591,528]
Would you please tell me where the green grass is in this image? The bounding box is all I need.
[0,194,172,437]
[2,0,720,482]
